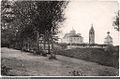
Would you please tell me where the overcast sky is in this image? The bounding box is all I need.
[58,0,119,45]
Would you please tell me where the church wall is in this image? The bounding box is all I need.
[70,37,83,44]
[62,36,83,44]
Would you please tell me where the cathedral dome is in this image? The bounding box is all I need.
[70,29,76,34]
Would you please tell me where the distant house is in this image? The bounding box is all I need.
[62,28,83,44]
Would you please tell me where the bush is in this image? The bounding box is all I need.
[58,43,68,49]
[49,53,57,60]
[69,70,85,76]
[1,65,11,75]
[34,49,47,56]
[41,50,47,57]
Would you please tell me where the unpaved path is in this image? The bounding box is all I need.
[1,47,118,76]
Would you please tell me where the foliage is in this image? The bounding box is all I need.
[58,43,68,49]
[113,11,119,31]
[69,70,85,76]
[49,53,57,60]
[1,1,69,51]
[1,0,17,47]
[12,1,68,39]
[1,65,11,75]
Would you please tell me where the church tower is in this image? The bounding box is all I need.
[89,24,95,44]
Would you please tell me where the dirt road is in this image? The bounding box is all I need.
[1,47,118,76]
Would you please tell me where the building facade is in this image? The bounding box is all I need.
[89,24,95,44]
[62,29,83,44]
[61,24,114,47]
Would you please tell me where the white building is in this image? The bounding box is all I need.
[62,29,83,44]
[104,32,113,45]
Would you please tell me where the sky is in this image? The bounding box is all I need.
[58,0,119,45]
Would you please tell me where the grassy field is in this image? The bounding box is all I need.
[56,47,119,68]
[1,47,118,76]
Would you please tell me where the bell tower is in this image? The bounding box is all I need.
[89,24,95,44]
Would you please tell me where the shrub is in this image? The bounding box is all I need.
[69,70,85,76]
[1,65,11,75]
[41,50,47,57]
[49,53,57,60]
[58,43,68,49]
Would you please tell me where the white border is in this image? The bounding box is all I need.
[0,0,120,77]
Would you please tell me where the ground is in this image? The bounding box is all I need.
[1,47,119,76]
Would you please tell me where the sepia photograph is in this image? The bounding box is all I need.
[1,0,119,76]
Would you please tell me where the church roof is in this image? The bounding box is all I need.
[105,35,112,39]
[63,33,70,38]
[63,29,82,38]
[89,24,95,32]
[69,34,82,37]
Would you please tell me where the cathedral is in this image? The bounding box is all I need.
[62,28,83,44]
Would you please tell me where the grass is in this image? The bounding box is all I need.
[56,48,119,68]
[1,47,118,76]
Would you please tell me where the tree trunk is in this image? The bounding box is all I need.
[43,35,46,50]
[48,35,50,54]
[49,35,56,60]
[36,31,39,53]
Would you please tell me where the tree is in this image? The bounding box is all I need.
[33,1,68,56]
[113,11,119,31]
[1,0,16,47]
[1,1,69,55]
